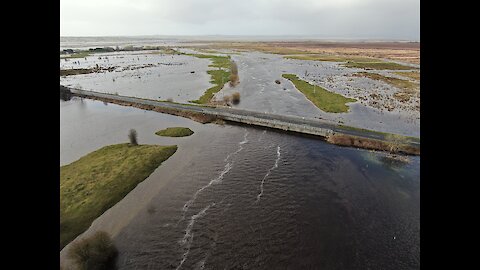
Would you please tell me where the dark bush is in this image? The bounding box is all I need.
[231,92,240,104]
[68,231,118,270]
[128,129,138,145]
[60,85,72,101]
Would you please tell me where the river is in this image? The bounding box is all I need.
[60,98,419,269]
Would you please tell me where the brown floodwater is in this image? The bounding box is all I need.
[60,98,419,269]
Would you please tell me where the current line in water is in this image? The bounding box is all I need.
[256,145,281,202]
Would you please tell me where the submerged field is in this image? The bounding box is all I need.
[60,40,420,136]
[60,143,177,249]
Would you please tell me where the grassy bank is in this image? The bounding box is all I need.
[326,133,420,155]
[60,143,177,250]
[187,54,232,104]
[282,74,356,113]
[156,127,194,137]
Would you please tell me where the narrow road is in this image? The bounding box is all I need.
[66,87,420,148]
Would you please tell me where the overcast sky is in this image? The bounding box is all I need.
[60,0,419,40]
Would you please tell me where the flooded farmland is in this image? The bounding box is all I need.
[60,37,420,270]
[61,47,419,137]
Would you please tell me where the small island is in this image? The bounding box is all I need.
[60,143,177,249]
[155,127,194,137]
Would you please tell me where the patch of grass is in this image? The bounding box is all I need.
[68,231,118,270]
[60,143,177,250]
[187,53,233,104]
[155,127,194,137]
[191,69,231,104]
[394,71,420,81]
[186,53,231,69]
[344,61,416,70]
[282,74,356,113]
[352,72,418,91]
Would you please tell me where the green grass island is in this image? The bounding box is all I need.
[155,127,194,137]
[60,143,177,249]
[282,74,356,113]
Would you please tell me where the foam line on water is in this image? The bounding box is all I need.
[178,162,232,225]
[176,203,215,270]
[225,129,249,162]
[256,145,281,202]
[177,129,247,226]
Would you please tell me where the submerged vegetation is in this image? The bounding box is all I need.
[60,143,177,249]
[284,54,416,71]
[352,72,418,91]
[344,61,416,70]
[68,231,118,270]
[61,51,91,59]
[187,54,235,104]
[155,127,194,137]
[60,68,95,76]
[284,54,378,63]
[394,71,420,81]
[282,74,356,113]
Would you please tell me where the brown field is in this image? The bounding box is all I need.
[187,41,420,64]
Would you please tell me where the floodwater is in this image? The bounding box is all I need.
[60,51,213,103]
[217,51,419,137]
[60,98,420,269]
[61,48,419,137]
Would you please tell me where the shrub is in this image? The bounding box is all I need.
[385,134,406,153]
[229,61,239,87]
[68,231,118,270]
[60,86,72,101]
[223,95,232,104]
[231,92,240,104]
[128,129,138,145]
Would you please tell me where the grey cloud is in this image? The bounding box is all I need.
[60,0,419,40]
